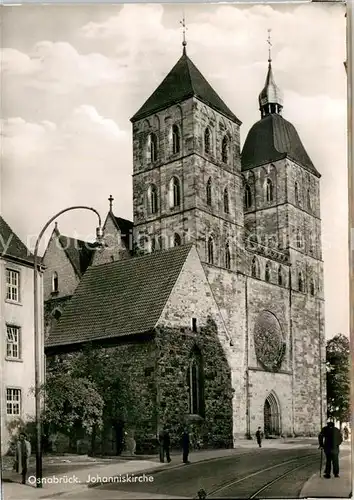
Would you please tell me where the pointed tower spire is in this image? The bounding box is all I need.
[180,14,187,55]
[259,29,283,118]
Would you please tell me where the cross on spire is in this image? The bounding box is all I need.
[267,28,272,63]
[108,194,114,212]
[180,14,187,54]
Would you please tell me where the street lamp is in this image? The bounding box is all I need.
[33,206,103,488]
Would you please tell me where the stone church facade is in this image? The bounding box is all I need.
[45,43,326,449]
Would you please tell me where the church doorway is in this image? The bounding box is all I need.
[263,393,281,437]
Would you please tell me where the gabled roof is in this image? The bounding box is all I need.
[50,226,95,277]
[0,216,35,265]
[241,114,320,177]
[46,244,193,349]
[131,51,240,124]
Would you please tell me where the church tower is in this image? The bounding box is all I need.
[241,44,326,435]
[130,41,244,272]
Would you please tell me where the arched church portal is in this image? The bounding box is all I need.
[263,393,281,436]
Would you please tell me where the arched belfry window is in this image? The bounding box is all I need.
[147,184,158,214]
[223,187,229,214]
[298,271,304,292]
[244,184,252,209]
[187,348,204,416]
[172,124,180,154]
[222,135,229,163]
[206,177,212,206]
[307,189,312,211]
[52,272,59,293]
[295,182,299,205]
[251,256,260,278]
[147,133,158,163]
[225,242,231,269]
[266,178,273,202]
[310,278,315,296]
[207,236,214,264]
[265,261,271,282]
[278,266,283,286]
[204,127,211,154]
[169,176,181,208]
[174,233,181,247]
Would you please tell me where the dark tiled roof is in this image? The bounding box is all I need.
[58,233,95,277]
[131,51,240,124]
[0,216,35,265]
[241,114,320,177]
[46,244,193,348]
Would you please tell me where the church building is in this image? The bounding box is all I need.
[45,38,326,451]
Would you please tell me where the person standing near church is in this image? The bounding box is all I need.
[255,427,263,448]
[318,421,343,478]
[182,426,190,464]
[14,432,31,484]
[159,425,171,463]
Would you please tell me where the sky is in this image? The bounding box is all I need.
[0,2,348,338]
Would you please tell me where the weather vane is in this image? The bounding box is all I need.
[267,28,272,63]
[180,13,187,51]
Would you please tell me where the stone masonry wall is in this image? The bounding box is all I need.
[91,214,131,266]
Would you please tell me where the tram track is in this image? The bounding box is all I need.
[207,453,317,498]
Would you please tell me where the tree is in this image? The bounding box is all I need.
[43,368,104,436]
[326,334,351,426]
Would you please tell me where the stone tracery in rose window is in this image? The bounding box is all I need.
[254,310,286,372]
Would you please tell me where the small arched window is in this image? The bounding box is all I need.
[172,124,180,154]
[150,237,156,253]
[298,272,304,292]
[188,350,204,416]
[244,184,252,209]
[251,256,259,278]
[148,133,158,163]
[169,176,181,208]
[206,177,212,206]
[310,279,315,296]
[225,242,231,269]
[207,236,214,264]
[52,272,59,293]
[174,233,181,247]
[296,229,302,249]
[265,262,271,282]
[278,266,283,286]
[147,184,158,214]
[307,189,312,211]
[222,135,229,163]
[223,187,229,214]
[266,178,273,202]
[295,182,299,205]
[204,127,211,154]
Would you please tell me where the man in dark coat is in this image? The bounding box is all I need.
[318,421,343,478]
[159,426,171,463]
[255,427,263,448]
[14,432,31,484]
[182,427,190,464]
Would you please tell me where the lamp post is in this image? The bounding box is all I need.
[33,206,103,488]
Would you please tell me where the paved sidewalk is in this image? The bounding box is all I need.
[300,451,352,498]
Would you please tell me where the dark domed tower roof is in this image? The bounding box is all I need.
[241,114,320,177]
[131,49,240,124]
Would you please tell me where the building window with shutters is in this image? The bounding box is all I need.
[6,269,20,303]
[6,325,21,360]
[6,388,21,415]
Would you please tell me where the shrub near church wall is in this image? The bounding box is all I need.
[155,323,233,449]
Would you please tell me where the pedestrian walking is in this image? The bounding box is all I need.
[318,421,343,478]
[159,425,171,463]
[255,427,263,448]
[182,427,190,464]
[14,432,31,485]
[343,426,349,441]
